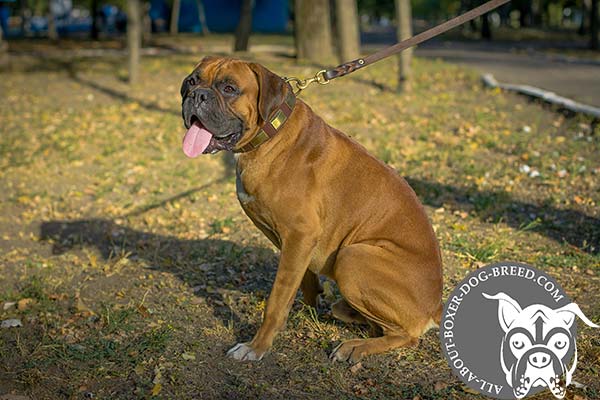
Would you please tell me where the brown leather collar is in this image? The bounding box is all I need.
[234,91,296,153]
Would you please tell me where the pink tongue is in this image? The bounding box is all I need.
[182,121,213,158]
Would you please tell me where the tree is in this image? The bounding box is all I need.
[47,3,58,40]
[143,2,152,43]
[294,0,334,62]
[127,0,142,84]
[170,0,180,34]
[592,0,599,49]
[197,0,209,35]
[395,0,412,92]
[481,12,492,39]
[234,0,253,52]
[91,0,100,39]
[0,21,5,52]
[334,0,360,63]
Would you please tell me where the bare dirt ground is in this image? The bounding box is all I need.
[1,35,599,399]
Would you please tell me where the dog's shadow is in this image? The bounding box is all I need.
[39,218,278,341]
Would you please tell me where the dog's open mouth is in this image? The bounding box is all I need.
[182,117,240,157]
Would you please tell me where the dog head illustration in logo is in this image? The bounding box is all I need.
[483,292,598,399]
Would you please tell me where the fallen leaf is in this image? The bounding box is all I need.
[17,298,34,311]
[137,304,150,318]
[150,383,162,396]
[2,302,16,310]
[364,378,376,387]
[134,364,145,376]
[74,290,94,315]
[350,362,362,374]
[181,352,196,361]
[461,384,480,394]
[352,384,368,395]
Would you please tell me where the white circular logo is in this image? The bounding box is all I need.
[440,262,598,399]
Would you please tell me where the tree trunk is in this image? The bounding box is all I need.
[578,1,588,36]
[91,0,99,39]
[47,8,58,40]
[0,22,5,52]
[531,0,542,26]
[592,0,599,49]
[294,0,333,62]
[143,2,152,44]
[395,0,412,92]
[481,12,492,39]
[127,0,141,84]
[518,3,532,27]
[197,0,209,34]
[334,0,360,63]
[234,0,253,52]
[170,0,180,34]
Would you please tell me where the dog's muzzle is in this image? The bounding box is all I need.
[510,346,568,399]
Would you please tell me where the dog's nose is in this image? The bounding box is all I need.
[186,88,210,103]
[528,351,551,368]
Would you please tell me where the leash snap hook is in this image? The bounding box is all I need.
[285,70,330,95]
[284,76,306,95]
[314,69,330,85]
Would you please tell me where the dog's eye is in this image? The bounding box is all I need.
[512,340,525,350]
[548,332,569,353]
[222,85,237,94]
[554,340,566,350]
[509,332,531,352]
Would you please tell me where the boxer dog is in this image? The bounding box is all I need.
[180,56,443,362]
[484,292,599,399]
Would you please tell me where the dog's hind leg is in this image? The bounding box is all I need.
[330,332,418,363]
[329,243,441,362]
[300,270,323,308]
[331,298,368,324]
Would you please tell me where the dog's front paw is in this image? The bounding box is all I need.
[227,342,265,361]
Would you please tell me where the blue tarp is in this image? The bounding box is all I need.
[150,0,288,33]
[2,0,288,38]
[0,6,10,35]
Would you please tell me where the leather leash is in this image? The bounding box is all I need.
[286,0,511,93]
[239,0,511,153]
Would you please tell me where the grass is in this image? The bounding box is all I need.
[0,34,599,399]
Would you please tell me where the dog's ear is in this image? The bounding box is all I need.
[248,63,288,122]
[483,292,522,332]
[555,303,599,329]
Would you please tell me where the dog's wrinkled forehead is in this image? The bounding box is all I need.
[189,57,257,91]
[509,305,574,338]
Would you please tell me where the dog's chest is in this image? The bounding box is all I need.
[235,161,283,247]
[235,162,269,221]
[235,167,255,204]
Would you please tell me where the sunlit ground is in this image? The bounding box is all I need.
[0,35,598,399]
